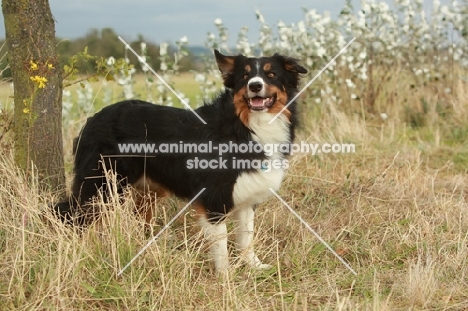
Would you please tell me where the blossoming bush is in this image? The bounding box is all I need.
[200,0,467,127]
[61,0,467,130]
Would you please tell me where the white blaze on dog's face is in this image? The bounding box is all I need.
[213,49,308,128]
[246,76,274,111]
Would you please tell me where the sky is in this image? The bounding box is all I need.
[51,0,353,46]
[0,0,453,46]
[50,0,351,45]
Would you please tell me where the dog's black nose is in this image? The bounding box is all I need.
[248,81,263,93]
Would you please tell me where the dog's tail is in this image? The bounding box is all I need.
[52,198,88,227]
[53,200,73,221]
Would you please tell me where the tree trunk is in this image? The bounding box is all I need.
[2,0,65,197]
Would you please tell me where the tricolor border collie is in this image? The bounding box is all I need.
[54,50,307,272]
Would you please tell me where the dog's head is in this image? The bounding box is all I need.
[214,49,307,125]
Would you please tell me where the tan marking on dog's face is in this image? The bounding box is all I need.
[233,86,250,127]
[265,85,291,120]
[232,83,292,125]
[245,64,251,73]
[263,63,272,72]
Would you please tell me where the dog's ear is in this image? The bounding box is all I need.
[273,53,307,74]
[273,54,307,89]
[284,57,308,74]
[214,49,235,88]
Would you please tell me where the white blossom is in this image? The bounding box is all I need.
[160,43,169,56]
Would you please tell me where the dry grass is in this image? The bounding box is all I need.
[1,67,468,310]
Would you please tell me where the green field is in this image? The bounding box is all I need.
[66,72,219,109]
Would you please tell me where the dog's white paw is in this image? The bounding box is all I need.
[215,266,230,276]
[240,252,272,270]
[255,262,273,270]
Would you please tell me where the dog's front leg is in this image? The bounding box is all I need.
[233,206,272,269]
[198,217,229,272]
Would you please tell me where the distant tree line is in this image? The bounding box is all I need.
[1,27,201,77]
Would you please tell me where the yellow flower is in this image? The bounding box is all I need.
[23,108,30,114]
[30,75,48,88]
[30,61,38,71]
[47,63,54,69]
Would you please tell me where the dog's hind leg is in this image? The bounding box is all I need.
[53,172,105,226]
[233,205,272,269]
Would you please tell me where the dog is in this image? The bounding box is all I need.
[54,49,307,272]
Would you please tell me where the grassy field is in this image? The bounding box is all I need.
[1,64,468,310]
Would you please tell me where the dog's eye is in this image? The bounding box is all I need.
[243,74,249,80]
[267,72,275,78]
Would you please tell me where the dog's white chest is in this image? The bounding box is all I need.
[233,168,284,207]
[232,113,290,207]
[248,113,290,155]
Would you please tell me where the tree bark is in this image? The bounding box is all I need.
[2,0,65,197]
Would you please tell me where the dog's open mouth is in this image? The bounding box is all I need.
[246,96,276,111]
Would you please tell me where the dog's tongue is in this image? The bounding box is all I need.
[250,97,264,108]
